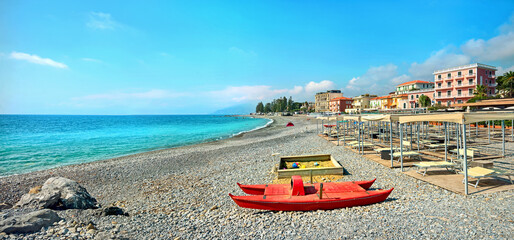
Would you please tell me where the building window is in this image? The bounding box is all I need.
[447,73,451,78]
[438,75,442,80]
[447,101,451,107]
[447,91,451,97]
[489,90,492,95]
[469,69,473,75]
[458,100,462,104]
[458,71,462,76]
[404,103,406,108]
[469,79,473,85]
[469,89,473,95]
[437,83,442,88]
[457,80,462,86]
[437,101,442,105]
[438,92,441,97]
[416,95,419,98]
[411,95,414,100]
[447,82,451,87]
[457,89,461,96]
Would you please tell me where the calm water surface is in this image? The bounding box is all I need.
[0,115,271,176]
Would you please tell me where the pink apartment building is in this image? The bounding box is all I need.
[433,63,497,107]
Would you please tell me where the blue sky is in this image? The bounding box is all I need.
[1,0,514,114]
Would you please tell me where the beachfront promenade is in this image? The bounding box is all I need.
[0,116,512,239]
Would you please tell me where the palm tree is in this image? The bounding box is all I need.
[497,71,514,98]
[474,85,487,98]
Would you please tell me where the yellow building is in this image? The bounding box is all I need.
[315,90,343,112]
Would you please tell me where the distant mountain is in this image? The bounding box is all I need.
[211,103,255,115]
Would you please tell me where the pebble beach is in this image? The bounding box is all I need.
[1,116,513,239]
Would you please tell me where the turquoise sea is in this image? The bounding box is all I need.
[0,115,271,177]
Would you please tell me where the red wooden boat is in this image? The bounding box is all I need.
[229,176,393,211]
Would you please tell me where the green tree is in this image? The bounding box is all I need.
[474,85,487,98]
[255,102,264,113]
[287,96,293,111]
[497,71,514,98]
[264,103,271,112]
[418,95,431,107]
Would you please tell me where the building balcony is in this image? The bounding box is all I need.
[466,73,475,77]
[454,82,476,88]
[454,75,464,79]
[436,85,453,90]
[435,93,474,99]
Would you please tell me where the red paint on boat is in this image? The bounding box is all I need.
[286,122,294,127]
[237,178,376,195]
[230,176,393,211]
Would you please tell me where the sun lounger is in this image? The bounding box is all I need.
[374,147,398,152]
[348,141,374,149]
[419,139,437,145]
[392,151,421,161]
[414,161,456,176]
[450,149,478,162]
[462,167,514,188]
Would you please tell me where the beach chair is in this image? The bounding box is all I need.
[392,151,421,161]
[462,167,514,188]
[450,149,477,162]
[414,161,456,176]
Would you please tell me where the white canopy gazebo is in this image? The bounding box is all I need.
[398,112,514,195]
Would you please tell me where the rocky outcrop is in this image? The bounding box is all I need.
[0,209,60,233]
[96,207,129,217]
[15,177,99,210]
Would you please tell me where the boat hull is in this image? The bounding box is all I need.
[229,188,393,211]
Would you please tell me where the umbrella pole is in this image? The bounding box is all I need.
[444,122,448,161]
[488,121,491,143]
[336,118,339,146]
[322,120,324,136]
[390,122,393,168]
[416,123,420,152]
[343,120,346,146]
[462,123,468,195]
[400,123,404,172]
[358,120,361,155]
[502,120,505,158]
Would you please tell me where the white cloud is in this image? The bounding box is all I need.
[461,15,514,62]
[10,51,68,68]
[345,64,399,96]
[391,74,411,85]
[304,80,337,94]
[409,49,470,80]
[229,47,257,57]
[210,80,338,103]
[210,85,288,102]
[497,65,514,75]
[86,12,119,30]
